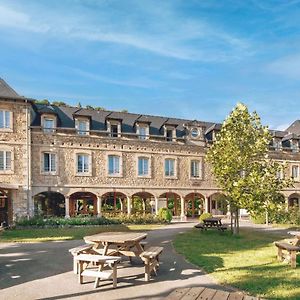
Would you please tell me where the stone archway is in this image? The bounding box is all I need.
[69,192,97,217]
[208,192,228,215]
[101,191,127,215]
[288,193,300,209]
[159,192,181,216]
[34,191,65,217]
[184,193,205,218]
[0,190,9,226]
[131,192,155,215]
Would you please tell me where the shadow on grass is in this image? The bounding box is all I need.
[173,227,300,299]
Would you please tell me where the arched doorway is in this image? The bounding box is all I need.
[208,193,228,215]
[101,192,127,215]
[159,192,181,216]
[0,190,9,226]
[69,192,97,217]
[131,192,155,214]
[34,191,65,217]
[184,193,205,217]
[288,193,300,209]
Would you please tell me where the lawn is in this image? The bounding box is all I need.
[173,227,300,300]
[0,224,163,243]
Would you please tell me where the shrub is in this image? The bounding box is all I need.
[199,212,212,223]
[158,208,172,223]
[251,213,266,224]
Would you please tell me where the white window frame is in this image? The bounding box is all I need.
[41,152,57,174]
[164,126,176,142]
[107,152,123,177]
[137,155,151,178]
[291,164,300,181]
[136,123,149,140]
[75,118,90,135]
[107,120,121,138]
[41,115,56,133]
[190,159,202,179]
[0,110,12,131]
[0,147,14,174]
[75,152,92,176]
[164,157,177,179]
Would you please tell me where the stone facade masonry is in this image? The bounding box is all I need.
[1,98,300,223]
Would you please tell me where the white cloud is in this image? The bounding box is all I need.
[268,54,300,80]
[0,1,251,62]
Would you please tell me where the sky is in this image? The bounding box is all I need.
[1,0,300,130]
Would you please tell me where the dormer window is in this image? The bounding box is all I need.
[191,128,199,138]
[107,119,121,138]
[111,124,118,137]
[42,116,55,133]
[76,118,89,135]
[273,139,282,151]
[136,123,149,140]
[166,129,173,141]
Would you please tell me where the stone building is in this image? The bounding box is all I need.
[0,78,300,225]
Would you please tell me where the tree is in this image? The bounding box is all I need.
[86,105,95,110]
[33,99,50,105]
[51,101,68,106]
[95,106,105,111]
[206,103,292,234]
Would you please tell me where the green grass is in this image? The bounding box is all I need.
[174,228,300,300]
[0,224,163,243]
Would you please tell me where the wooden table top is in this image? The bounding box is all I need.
[84,232,147,244]
[288,231,300,239]
[166,287,261,300]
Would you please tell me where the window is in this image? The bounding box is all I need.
[77,120,89,135]
[43,118,55,133]
[43,153,56,173]
[276,170,284,179]
[77,154,90,173]
[0,110,11,129]
[165,158,175,177]
[110,124,118,138]
[108,155,120,175]
[292,165,299,179]
[191,128,199,138]
[138,157,149,176]
[166,129,173,142]
[0,151,11,171]
[191,160,200,178]
[138,126,147,140]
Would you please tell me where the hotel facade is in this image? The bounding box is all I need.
[1,79,300,225]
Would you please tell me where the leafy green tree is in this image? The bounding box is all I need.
[51,101,67,106]
[33,99,50,105]
[206,103,292,234]
[95,106,105,111]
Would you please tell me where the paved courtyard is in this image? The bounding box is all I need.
[0,222,231,300]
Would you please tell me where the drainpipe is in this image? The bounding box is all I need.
[25,99,32,218]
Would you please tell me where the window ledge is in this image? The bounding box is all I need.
[137,175,152,179]
[75,173,92,177]
[0,128,13,133]
[0,170,14,174]
[108,174,123,178]
[41,172,58,176]
[164,176,178,180]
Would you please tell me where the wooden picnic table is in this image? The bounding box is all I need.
[84,232,147,259]
[203,217,222,227]
[288,231,300,246]
[166,287,262,300]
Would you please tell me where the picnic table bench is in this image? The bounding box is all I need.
[195,217,227,232]
[274,231,300,268]
[140,246,163,281]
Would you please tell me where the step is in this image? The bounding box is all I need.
[81,269,113,280]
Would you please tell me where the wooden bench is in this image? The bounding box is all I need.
[274,241,300,268]
[75,254,121,288]
[140,246,163,281]
[69,244,94,274]
[194,223,227,231]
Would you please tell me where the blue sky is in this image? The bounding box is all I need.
[1,0,300,130]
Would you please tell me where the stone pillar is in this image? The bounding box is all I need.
[155,197,159,215]
[65,196,70,218]
[204,196,209,213]
[127,196,131,216]
[97,196,102,217]
[180,196,186,221]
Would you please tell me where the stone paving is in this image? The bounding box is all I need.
[0,222,230,300]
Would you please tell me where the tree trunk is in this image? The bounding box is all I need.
[232,207,239,235]
[265,210,269,226]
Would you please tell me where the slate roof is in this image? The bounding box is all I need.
[286,120,300,135]
[31,103,214,137]
[0,78,24,100]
